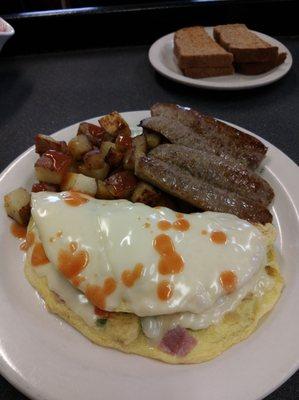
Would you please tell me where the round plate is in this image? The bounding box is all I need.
[0,111,298,400]
[149,28,293,90]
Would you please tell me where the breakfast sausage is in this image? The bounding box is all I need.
[135,155,272,224]
[150,144,274,207]
[150,103,267,169]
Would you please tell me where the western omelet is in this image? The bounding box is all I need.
[24,220,283,364]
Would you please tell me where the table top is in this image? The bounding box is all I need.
[0,35,298,399]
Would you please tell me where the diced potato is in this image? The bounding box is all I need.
[4,187,31,226]
[68,135,92,160]
[99,112,131,138]
[131,181,176,208]
[35,150,72,184]
[123,134,147,171]
[35,134,68,155]
[99,141,115,159]
[83,149,105,169]
[105,146,124,168]
[115,132,132,153]
[133,134,147,158]
[105,171,138,199]
[145,132,161,149]
[31,183,58,193]
[123,148,134,171]
[61,172,97,196]
[78,163,110,180]
[77,122,106,147]
[96,180,114,200]
[131,182,161,206]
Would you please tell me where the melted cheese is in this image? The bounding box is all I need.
[141,268,274,341]
[31,192,267,317]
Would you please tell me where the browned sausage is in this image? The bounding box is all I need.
[150,103,267,169]
[135,155,272,224]
[150,144,274,207]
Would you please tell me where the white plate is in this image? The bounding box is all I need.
[0,111,298,400]
[149,28,293,90]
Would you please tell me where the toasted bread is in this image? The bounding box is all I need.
[182,65,234,78]
[236,52,287,75]
[214,24,278,63]
[174,26,233,68]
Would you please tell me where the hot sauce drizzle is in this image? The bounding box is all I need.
[62,191,89,207]
[31,243,49,266]
[157,280,174,301]
[85,277,117,309]
[121,263,143,287]
[172,219,190,232]
[10,222,27,239]
[94,306,111,319]
[71,275,86,287]
[157,217,190,232]
[220,270,237,294]
[20,231,35,251]
[210,231,227,245]
[157,220,172,231]
[154,234,184,275]
[58,244,89,279]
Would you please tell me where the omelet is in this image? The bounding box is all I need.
[24,192,283,364]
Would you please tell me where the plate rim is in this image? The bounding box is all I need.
[0,110,298,400]
[148,28,293,90]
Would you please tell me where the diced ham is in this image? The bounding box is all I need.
[159,326,197,357]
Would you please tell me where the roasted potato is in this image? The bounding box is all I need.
[98,141,115,159]
[78,163,110,180]
[131,182,162,206]
[105,171,138,199]
[115,132,132,153]
[68,135,92,160]
[4,187,31,226]
[96,180,115,200]
[131,182,176,209]
[35,134,68,155]
[83,149,105,169]
[145,132,161,149]
[105,146,124,168]
[35,150,72,184]
[31,183,59,193]
[123,134,147,171]
[99,112,131,138]
[61,172,97,196]
[77,122,106,147]
[123,148,135,171]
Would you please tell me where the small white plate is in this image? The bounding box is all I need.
[0,111,298,400]
[149,28,293,90]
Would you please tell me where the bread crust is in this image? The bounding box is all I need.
[236,52,287,75]
[214,24,278,63]
[174,26,233,68]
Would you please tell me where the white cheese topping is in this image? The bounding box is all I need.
[31,192,268,317]
[141,268,274,341]
[27,221,274,336]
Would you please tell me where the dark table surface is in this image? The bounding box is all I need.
[0,36,298,400]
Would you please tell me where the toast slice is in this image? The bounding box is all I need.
[182,65,234,78]
[214,24,278,63]
[236,52,287,75]
[174,26,233,68]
